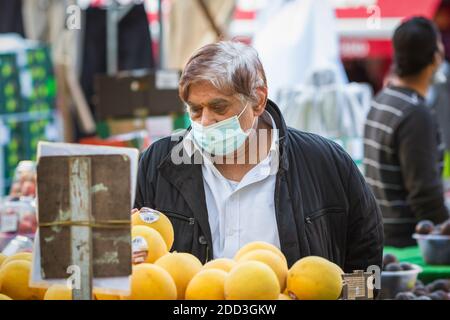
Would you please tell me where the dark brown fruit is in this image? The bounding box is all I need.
[382,253,398,268]
[415,220,434,235]
[413,287,428,297]
[385,263,402,272]
[395,292,416,300]
[428,279,450,293]
[400,262,414,271]
[428,290,449,300]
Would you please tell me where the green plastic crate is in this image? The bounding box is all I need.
[1,45,57,194]
[0,53,22,114]
[1,118,26,193]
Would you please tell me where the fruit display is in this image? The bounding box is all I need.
[382,253,416,272]
[9,161,36,199]
[415,219,450,236]
[128,208,344,301]
[0,161,37,251]
[381,253,422,299]
[1,207,348,300]
[394,279,450,300]
[0,198,37,251]
[413,219,450,265]
[379,252,450,300]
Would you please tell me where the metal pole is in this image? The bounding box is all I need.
[106,0,119,75]
[106,1,134,75]
[158,0,164,69]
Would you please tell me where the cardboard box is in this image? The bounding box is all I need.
[94,69,184,120]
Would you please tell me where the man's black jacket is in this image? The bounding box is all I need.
[135,100,384,272]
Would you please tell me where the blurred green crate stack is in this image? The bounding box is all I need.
[24,118,50,161]
[22,46,56,160]
[0,54,22,114]
[0,53,24,194]
[2,118,25,189]
[0,45,56,195]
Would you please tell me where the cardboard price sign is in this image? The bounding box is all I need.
[36,155,132,280]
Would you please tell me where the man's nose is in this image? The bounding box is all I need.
[200,108,217,126]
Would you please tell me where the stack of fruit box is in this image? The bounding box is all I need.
[21,46,57,161]
[0,53,25,194]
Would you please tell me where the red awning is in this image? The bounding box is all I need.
[336,0,442,59]
[335,0,441,19]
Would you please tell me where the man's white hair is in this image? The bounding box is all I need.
[179,41,267,104]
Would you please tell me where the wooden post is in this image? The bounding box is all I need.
[69,157,93,300]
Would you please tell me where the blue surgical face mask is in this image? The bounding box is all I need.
[190,102,254,156]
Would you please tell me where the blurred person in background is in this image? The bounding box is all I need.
[364,17,449,247]
[427,60,450,153]
[428,3,450,153]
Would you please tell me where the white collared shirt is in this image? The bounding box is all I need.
[183,111,281,258]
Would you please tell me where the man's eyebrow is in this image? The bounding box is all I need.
[186,101,201,108]
[207,98,230,106]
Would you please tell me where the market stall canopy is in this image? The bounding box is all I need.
[336,0,442,59]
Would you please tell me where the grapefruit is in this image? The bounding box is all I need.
[237,249,288,291]
[0,260,43,300]
[44,284,72,300]
[224,261,279,300]
[131,226,168,264]
[234,241,286,265]
[131,208,174,250]
[287,256,343,300]
[185,269,227,300]
[155,252,202,300]
[121,263,177,300]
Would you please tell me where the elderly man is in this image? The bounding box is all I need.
[135,41,383,272]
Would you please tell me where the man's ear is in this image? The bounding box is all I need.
[434,51,443,69]
[433,42,445,70]
[253,87,268,116]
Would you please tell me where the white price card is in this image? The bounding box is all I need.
[0,212,18,232]
[45,122,59,141]
[155,70,179,90]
